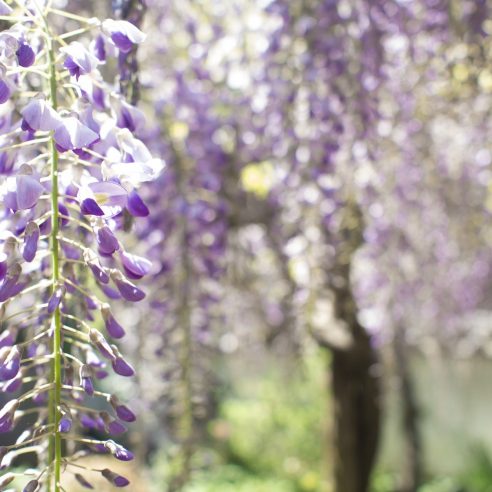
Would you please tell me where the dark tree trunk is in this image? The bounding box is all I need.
[330,306,381,492]
[394,331,422,492]
[324,202,381,492]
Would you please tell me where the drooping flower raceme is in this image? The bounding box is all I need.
[0,2,161,490]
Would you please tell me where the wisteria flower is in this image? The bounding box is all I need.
[21,97,61,132]
[102,19,146,53]
[78,180,128,216]
[54,116,99,152]
[61,41,99,79]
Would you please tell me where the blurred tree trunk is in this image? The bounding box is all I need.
[317,203,381,492]
[394,330,422,492]
[329,281,381,492]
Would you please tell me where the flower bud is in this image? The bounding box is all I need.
[89,329,115,360]
[0,264,21,302]
[101,468,130,487]
[127,189,149,217]
[0,399,18,433]
[109,396,136,423]
[23,479,39,492]
[84,249,109,284]
[0,346,20,382]
[101,305,125,339]
[75,473,94,489]
[79,365,94,396]
[110,346,134,377]
[16,42,35,68]
[110,270,145,302]
[100,411,126,436]
[23,222,40,262]
[96,226,119,255]
[104,440,133,461]
[47,284,66,314]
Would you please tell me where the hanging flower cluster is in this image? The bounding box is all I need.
[129,5,229,484]
[0,1,162,490]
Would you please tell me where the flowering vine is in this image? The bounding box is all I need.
[0,1,161,490]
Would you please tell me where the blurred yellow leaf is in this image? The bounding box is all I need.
[170,121,189,141]
[240,161,274,198]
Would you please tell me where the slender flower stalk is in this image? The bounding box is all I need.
[47,22,63,489]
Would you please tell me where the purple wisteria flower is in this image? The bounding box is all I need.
[61,41,99,79]
[102,19,146,53]
[16,42,35,67]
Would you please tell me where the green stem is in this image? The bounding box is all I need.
[47,34,62,492]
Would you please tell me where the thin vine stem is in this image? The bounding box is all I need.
[45,17,62,492]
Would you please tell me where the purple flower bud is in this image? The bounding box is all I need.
[110,270,145,302]
[58,202,70,228]
[110,397,136,423]
[79,365,94,396]
[0,330,14,349]
[100,411,126,436]
[0,264,20,302]
[108,419,126,435]
[0,80,10,104]
[16,42,35,68]
[23,479,39,492]
[80,414,97,430]
[100,305,125,339]
[23,222,40,262]
[3,373,22,393]
[115,101,145,133]
[96,226,119,255]
[127,189,149,217]
[0,399,18,433]
[89,329,115,359]
[93,35,106,61]
[85,295,98,311]
[120,251,151,279]
[81,198,105,216]
[0,346,20,382]
[102,19,146,53]
[59,416,72,433]
[101,468,130,487]
[75,473,94,489]
[81,376,94,396]
[47,285,65,314]
[84,250,110,283]
[105,440,133,461]
[111,347,134,377]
